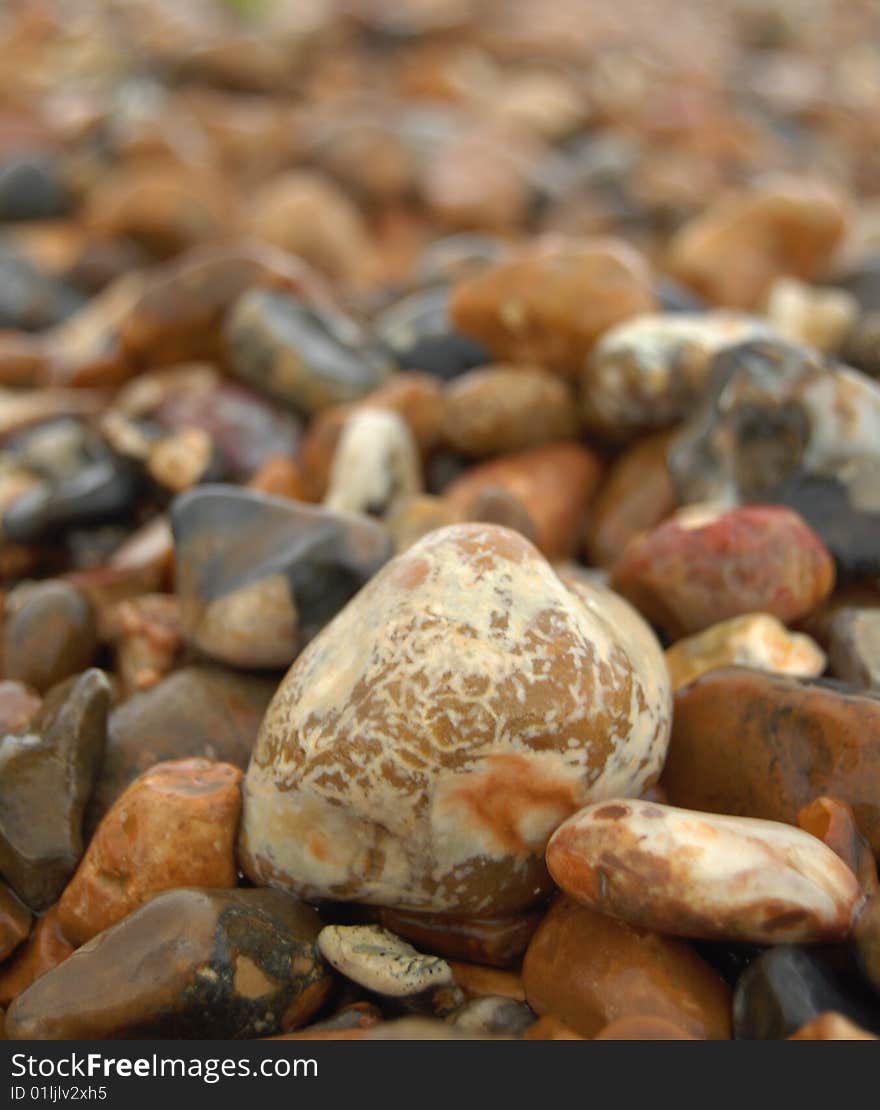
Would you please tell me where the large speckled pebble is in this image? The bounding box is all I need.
[610,503,835,639]
[581,312,770,440]
[5,888,333,1040]
[239,522,671,916]
[665,613,826,691]
[317,924,463,1015]
[450,236,656,378]
[547,799,862,944]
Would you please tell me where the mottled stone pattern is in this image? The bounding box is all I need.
[240,523,671,915]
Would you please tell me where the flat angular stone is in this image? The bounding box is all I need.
[239,523,671,916]
[547,799,862,943]
[5,887,333,1040]
[0,669,109,909]
[172,485,392,669]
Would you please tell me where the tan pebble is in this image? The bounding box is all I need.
[665,613,826,691]
[324,409,422,518]
[789,1012,877,1040]
[763,277,858,353]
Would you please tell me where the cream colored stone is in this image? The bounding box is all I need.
[324,409,422,518]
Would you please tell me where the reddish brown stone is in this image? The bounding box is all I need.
[585,432,677,568]
[523,1016,585,1040]
[797,797,878,894]
[663,668,880,854]
[450,236,657,379]
[449,962,526,1002]
[610,504,835,638]
[247,456,314,501]
[58,758,242,946]
[443,444,602,560]
[522,897,731,1039]
[0,906,73,1009]
[594,1016,698,1039]
[375,907,541,968]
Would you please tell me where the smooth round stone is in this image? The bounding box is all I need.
[581,312,770,440]
[0,882,31,963]
[547,799,862,944]
[522,897,731,1039]
[450,236,656,378]
[0,670,109,910]
[5,888,333,1040]
[440,366,578,457]
[827,608,880,690]
[443,443,602,560]
[374,285,491,381]
[239,523,671,916]
[317,924,462,1015]
[665,614,826,692]
[667,177,848,308]
[324,409,422,518]
[733,945,880,1040]
[225,288,391,415]
[450,996,536,1036]
[663,668,880,854]
[88,665,275,827]
[2,581,97,694]
[610,504,835,639]
[585,431,678,568]
[0,905,73,1009]
[172,485,392,669]
[58,759,243,946]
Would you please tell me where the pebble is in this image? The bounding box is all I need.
[450,996,536,1037]
[594,1017,698,1040]
[0,669,109,910]
[107,593,182,695]
[443,443,602,560]
[440,366,578,457]
[0,905,74,1009]
[663,668,880,854]
[668,338,880,577]
[57,758,243,946]
[239,523,671,916]
[5,888,333,1040]
[2,581,97,693]
[667,177,849,308]
[796,797,878,894]
[172,485,392,668]
[664,613,826,691]
[732,945,879,1040]
[581,311,770,439]
[546,799,862,944]
[584,431,678,568]
[324,409,422,517]
[610,504,835,639]
[449,236,657,378]
[763,277,858,353]
[317,924,463,1016]
[449,963,526,1002]
[225,288,391,416]
[88,665,275,826]
[522,897,732,1039]
[0,882,31,962]
[374,285,491,381]
[827,608,880,690]
[789,1013,877,1040]
[374,907,541,968]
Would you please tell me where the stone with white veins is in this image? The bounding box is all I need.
[239,522,671,915]
[547,799,863,944]
[317,924,462,1014]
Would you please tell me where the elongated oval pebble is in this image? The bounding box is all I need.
[546,799,863,944]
